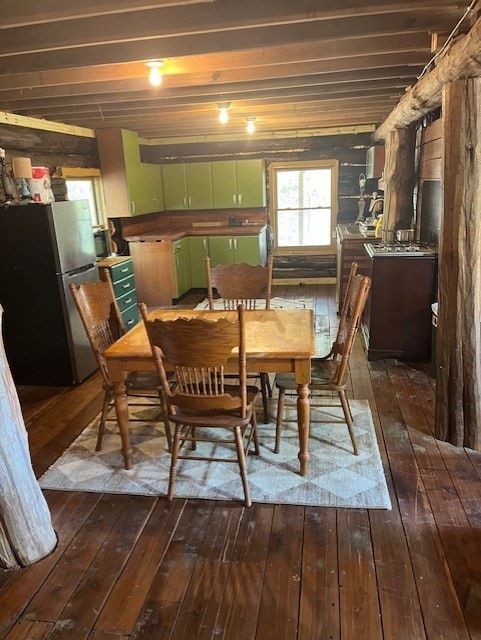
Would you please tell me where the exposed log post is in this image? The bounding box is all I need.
[435,78,481,449]
[0,306,57,569]
[381,127,416,240]
[373,16,481,142]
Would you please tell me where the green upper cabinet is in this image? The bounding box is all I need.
[96,128,145,217]
[141,163,164,213]
[162,162,213,210]
[212,159,266,209]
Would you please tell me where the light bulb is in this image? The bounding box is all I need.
[219,107,229,124]
[146,61,163,87]
[246,117,256,134]
[218,102,231,124]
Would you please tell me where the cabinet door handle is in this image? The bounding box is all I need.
[238,193,242,206]
[131,201,136,214]
[233,194,237,206]
[188,196,192,208]
[183,196,187,208]
[203,238,207,251]
[229,238,233,250]
[234,238,238,250]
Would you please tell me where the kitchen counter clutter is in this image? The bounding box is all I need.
[127,223,268,307]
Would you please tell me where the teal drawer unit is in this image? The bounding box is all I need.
[98,257,139,328]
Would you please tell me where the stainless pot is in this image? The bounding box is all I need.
[396,229,414,242]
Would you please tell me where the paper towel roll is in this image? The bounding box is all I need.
[12,157,32,178]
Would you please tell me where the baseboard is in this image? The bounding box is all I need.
[273,277,336,285]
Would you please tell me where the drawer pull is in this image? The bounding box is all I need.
[120,267,129,273]
[122,283,132,289]
[126,318,134,326]
[124,298,133,305]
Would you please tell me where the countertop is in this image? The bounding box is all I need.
[337,224,378,241]
[125,223,266,242]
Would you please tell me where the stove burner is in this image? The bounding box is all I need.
[365,242,437,257]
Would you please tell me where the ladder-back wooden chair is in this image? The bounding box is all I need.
[70,278,170,452]
[140,303,260,507]
[274,273,371,456]
[205,255,274,423]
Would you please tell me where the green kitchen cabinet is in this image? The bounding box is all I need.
[212,159,266,209]
[141,163,164,213]
[162,162,213,210]
[188,236,209,288]
[208,235,263,267]
[173,238,192,298]
[97,128,145,217]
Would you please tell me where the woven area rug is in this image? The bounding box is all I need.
[194,296,313,310]
[39,399,391,509]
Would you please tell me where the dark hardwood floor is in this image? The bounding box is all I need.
[2,283,481,639]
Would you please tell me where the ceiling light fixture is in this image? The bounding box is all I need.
[218,102,231,124]
[246,117,256,134]
[145,60,164,87]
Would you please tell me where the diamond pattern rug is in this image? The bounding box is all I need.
[39,399,391,509]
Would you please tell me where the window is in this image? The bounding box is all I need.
[59,167,105,228]
[270,160,338,255]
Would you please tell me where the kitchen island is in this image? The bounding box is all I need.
[126,223,267,307]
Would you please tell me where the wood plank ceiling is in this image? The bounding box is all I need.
[0,0,474,143]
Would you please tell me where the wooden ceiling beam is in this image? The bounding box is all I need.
[0,33,431,92]
[1,0,220,28]
[374,15,481,140]
[0,10,462,75]
[2,66,419,111]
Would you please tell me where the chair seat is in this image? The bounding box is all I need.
[275,360,338,390]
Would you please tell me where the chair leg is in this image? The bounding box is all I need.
[167,424,182,501]
[234,425,251,507]
[339,390,359,455]
[158,391,172,452]
[96,388,113,451]
[274,388,285,453]
[265,373,273,397]
[249,410,260,455]
[260,373,270,423]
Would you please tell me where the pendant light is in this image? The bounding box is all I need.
[146,60,164,87]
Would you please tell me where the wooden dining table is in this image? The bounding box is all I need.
[104,308,315,475]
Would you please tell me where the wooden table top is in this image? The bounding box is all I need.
[104,308,315,361]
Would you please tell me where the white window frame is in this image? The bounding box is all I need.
[59,167,106,229]
[269,159,339,256]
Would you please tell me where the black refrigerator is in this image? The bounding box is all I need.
[0,200,99,385]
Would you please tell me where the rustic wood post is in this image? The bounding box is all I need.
[0,307,57,569]
[381,127,417,240]
[435,78,481,449]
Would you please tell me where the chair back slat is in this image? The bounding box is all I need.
[332,274,371,385]
[69,278,124,385]
[206,256,273,310]
[140,304,248,416]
